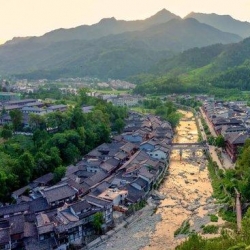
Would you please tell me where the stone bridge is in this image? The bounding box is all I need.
[170,141,208,159]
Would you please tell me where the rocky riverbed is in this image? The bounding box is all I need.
[93,203,160,250]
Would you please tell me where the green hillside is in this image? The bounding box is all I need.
[133,37,250,97]
[0,11,241,80]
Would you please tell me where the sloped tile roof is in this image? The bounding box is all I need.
[43,184,77,203]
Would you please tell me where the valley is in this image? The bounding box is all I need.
[1,4,250,249]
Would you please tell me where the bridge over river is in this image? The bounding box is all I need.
[170,141,209,160]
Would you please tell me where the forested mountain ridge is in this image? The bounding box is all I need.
[185,12,250,38]
[152,37,250,78]
[0,9,242,80]
[133,37,250,96]
[116,18,241,51]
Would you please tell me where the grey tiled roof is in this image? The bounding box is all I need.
[227,133,249,145]
[29,197,50,213]
[120,142,138,153]
[132,177,148,188]
[125,184,145,203]
[0,203,29,217]
[37,224,54,235]
[90,182,110,196]
[43,183,78,203]
[85,195,111,208]
[100,162,117,173]
[24,237,57,250]
[85,171,109,187]
[33,173,54,185]
[0,220,10,244]
[9,214,25,235]
[70,200,91,214]
[24,222,37,238]
[12,185,30,197]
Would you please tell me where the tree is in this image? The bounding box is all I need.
[1,128,12,139]
[207,135,216,145]
[34,152,53,176]
[48,147,62,168]
[29,114,46,131]
[0,170,9,201]
[114,118,125,133]
[53,166,66,183]
[95,124,111,144]
[92,212,104,234]
[64,143,80,164]
[70,106,85,129]
[238,146,250,172]
[14,152,35,186]
[78,88,90,105]
[1,106,7,115]
[215,135,226,148]
[9,109,23,131]
[167,113,182,128]
[33,129,49,148]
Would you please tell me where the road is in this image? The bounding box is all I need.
[198,108,235,170]
[196,113,224,169]
[199,108,217,137]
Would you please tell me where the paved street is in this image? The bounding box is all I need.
[198,108,235,170]
[199,108,217,137]
[208,145,223,169]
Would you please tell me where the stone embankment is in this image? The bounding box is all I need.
[92,203,161,250]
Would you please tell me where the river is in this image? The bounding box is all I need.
[143,110,221,250]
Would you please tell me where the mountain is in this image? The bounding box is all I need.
[23,9,181,44]
[119,18,241,51]
[4,36,34,45]
[152,43,226,76]
[185,12,250,38]
[143,8,181,26]
[133,37,250,95]
[0,10,242,80]
[155,36,250,77]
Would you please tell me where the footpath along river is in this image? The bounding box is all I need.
[93,110,223,250]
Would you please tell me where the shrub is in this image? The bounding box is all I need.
[210,214,219,222]
[174,220,190,236]
[203,225,219,234]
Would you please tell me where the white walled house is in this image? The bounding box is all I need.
[145,146,170,161]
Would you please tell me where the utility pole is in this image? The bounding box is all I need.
[234,188,242,232]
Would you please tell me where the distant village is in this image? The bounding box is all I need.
[0,78,135,95]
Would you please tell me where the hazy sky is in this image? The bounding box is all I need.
[1,0,250,43]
